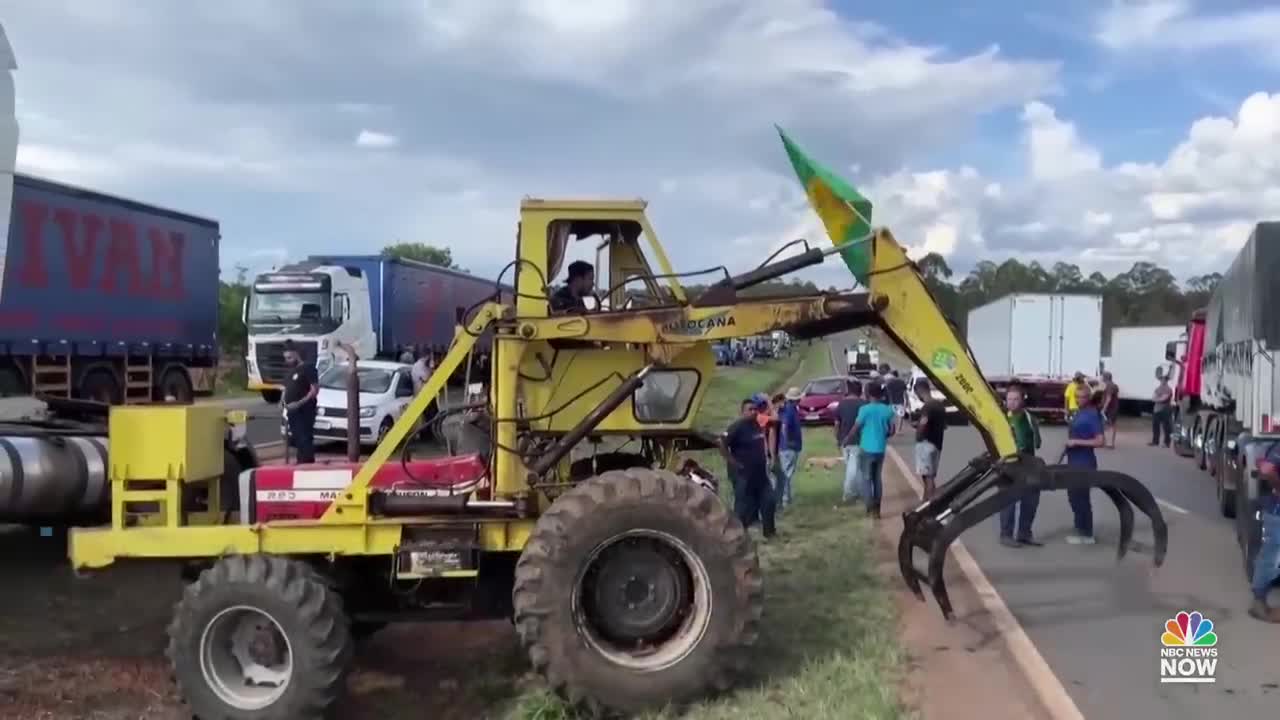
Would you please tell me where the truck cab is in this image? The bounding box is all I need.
[244,264,371,403]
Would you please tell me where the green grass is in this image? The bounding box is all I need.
[506,342,907,720]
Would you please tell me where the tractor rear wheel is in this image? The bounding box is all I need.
[166,555,353,719]
[513,467,761,716]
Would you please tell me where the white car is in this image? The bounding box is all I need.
[906,367,962,422]
[281,360,417,447]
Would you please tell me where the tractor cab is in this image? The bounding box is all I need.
[516,198,689,318]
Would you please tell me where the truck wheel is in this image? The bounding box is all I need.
[513,467,761,716]
[157,368,194,403]
[0,366,25,397]
[1218,475,1237,519]
[1194,417,1209,470]
[261,389,282,404]
[166,555,353,720]
[79,368,122,404]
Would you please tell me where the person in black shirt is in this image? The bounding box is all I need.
[885,370,908,418]
[719,395,776,539]
[549,260,595,314]
[912,378,946,499]
[834,380,865,504]
[282,341,319,464]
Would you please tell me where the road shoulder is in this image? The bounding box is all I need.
[876,447,1062,720]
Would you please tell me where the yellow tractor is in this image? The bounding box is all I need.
[67,137,1168,719]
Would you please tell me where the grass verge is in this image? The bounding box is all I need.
[509,341,906,720]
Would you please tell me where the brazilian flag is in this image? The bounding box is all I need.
[776,126,873,285]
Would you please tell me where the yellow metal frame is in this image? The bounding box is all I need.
[69,199,1019,570]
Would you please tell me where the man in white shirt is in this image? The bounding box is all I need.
[411,352,433,393]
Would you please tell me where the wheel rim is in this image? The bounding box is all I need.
[572,529,712,673]
[199,605,294,710]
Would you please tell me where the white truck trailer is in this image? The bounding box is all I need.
[966,293,1103,422]
[1103,325,1184,413]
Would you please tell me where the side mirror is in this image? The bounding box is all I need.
[1164,341,1177,362]
[241,297,248,323]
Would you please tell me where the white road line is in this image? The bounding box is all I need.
[886,446,1087,720]
[1155,497,1190,515]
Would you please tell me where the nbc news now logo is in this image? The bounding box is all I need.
[1159,610,1218,684]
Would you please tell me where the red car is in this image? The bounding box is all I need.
[796,376,857,424]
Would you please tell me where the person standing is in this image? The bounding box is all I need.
[1248,443,1280,623]
[886,370,908,420]
[911,378,946,500]
[854,382,896,518]
[776,387,804,511]
[720,395,776,539]
[282,341,319,464]
[758,393,781,506]
[1101,371,1120,448]
[1064,372,1084,422]
[834,381,865,505]
[1150,373,1174,447]
[1065,383,1106,544]
[998,384,1043,547]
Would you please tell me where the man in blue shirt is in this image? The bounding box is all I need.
[1064,383,1106,544]
[854,382,896,518]
[719,395,777,539]
[1249,442,1280,622]
[776,387,804,512]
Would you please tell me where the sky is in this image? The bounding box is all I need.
[3,0,1280,290]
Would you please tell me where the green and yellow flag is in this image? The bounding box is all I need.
[776,126,873,285]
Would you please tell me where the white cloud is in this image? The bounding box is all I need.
[856,91,1280,278]
[355,129,398,149]
[0,0,1057,288]
[1094,0,1280,63]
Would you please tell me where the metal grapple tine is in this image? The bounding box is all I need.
[1098,471,1170,566]
[1097,485,1135,561]
[897,517,925,601]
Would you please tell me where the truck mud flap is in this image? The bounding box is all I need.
[898,455,1168,621]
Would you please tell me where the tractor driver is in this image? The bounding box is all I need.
[550,260,595,314]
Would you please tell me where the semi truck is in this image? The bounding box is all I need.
[1102,324,1184,414]
[0,34,220,405]
[967,292,1103,422]
[244,255,505,403]
[1166,221,1280,579]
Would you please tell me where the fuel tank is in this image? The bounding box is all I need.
[0,435,109,523]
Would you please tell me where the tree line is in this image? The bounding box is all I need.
[913,253,1222,352]
[218,243,1220,358]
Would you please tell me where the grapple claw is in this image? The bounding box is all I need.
[896,453,1170,620]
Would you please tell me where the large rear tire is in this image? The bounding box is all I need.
[166,555,353,719]
[513,468,761,716]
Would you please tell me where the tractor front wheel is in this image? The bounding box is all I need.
[513,467,762,716]
[166,555,353,719]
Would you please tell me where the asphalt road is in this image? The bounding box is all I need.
[819,332,1278,720]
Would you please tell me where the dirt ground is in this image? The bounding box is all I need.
[0,528,533,720]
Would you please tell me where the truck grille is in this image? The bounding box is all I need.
[255,341,318,384]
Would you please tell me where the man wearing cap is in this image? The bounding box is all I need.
[776,387,804,511]
[719,394,777,539]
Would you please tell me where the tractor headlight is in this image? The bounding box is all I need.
[359,406,376,419]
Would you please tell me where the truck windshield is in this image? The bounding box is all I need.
[319,366,393,394]
[248,291,330,325]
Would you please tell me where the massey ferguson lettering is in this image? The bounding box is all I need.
[662,314,737,336]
